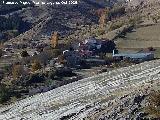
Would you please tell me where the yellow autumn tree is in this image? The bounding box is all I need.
[98,8,109,30]
[51,32,58,48]
[12,64,23,79]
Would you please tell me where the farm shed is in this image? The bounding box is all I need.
[113,50,154,61]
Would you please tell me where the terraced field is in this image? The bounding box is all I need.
[0,60,160,120]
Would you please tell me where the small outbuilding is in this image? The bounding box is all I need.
[113,50,154,61]
[63,47,81,67]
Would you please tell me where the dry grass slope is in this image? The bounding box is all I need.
[115,22,160,49]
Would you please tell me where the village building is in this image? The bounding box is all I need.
[63,47,81,67]
[78,37,116,56]
[112,50,154,61]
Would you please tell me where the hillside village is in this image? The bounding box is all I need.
[0,28,156,102]
[0,0,160,120]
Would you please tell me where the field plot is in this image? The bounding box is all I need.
[115,23,160,49]
[0,60,160,119]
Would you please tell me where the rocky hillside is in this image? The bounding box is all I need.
[1,0,160,42]
[127,0,160,7]
[0,0,92,41]
[0,0,129,42]
[0,60,160,119]
[0,0,105,41]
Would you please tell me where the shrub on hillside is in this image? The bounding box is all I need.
[3,65,11,73]
[79,60,91,69]
[151,16,158,23]
[97,29,105,36]
[31,60,42,72]
[3,30,19,40]
[55,67,76,77]
[44,48,62,58]
[110,5,126,18]
[12,64,24,79]
[48,69,57,80]
[109,21,125,31]
[128,16,142,25]
[128,18,136,25]
[52,49,62,57]
[145,91,160,118]
[20,50,29,57]
[0,49,3,57]
[27,73,45,84]
[0,84,10,104]
[57,54,66,65]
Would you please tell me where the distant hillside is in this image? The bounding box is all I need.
[126,0,160,7]
[0,0,128,42]
[2,0,160,42]
[0,0,33,15]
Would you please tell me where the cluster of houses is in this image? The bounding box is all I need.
[62,37,155,67]
[62,37,116,67]
[1,33,155,70]
[63,38,108,66]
